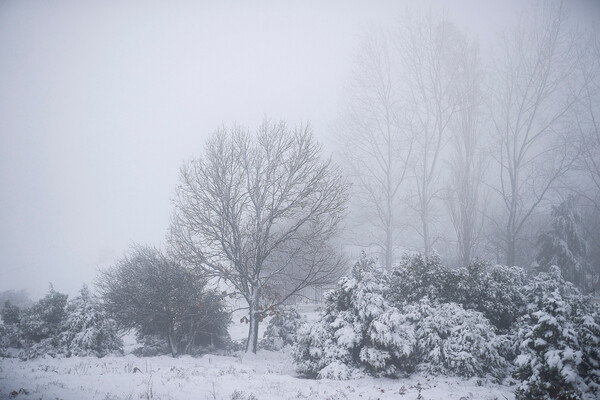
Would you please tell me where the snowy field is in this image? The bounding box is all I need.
[0,305,514,400]
[0,349,514,400]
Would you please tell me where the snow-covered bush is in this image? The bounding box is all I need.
[19,337,61,360]
[19,286,67,345]
[293,318,355,379]
[391,255,526,332]
[0,301,24,352]
[513,266,600,400]
[578,312,600,397]
[188,289,231,350]
[59,285,122,357]
[389,252,459,307]
[1,300,21,325]
[317,360,355,380]
[404,298,506,379]
[10,285,124,359]
[293,253,415,379]
[230,390,258,400]
[457,261,527,331]
[260,307,305,350]
[294,252,507,380]
[0,322,22,356]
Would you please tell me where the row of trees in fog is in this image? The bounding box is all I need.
[6,1,597,360]
[95,2,599,355]
[337,2,600,286]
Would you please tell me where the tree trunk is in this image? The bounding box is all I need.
[385,221,393,273]
[422,204,431,258]
[506,237,516,267]
[167,326,178,357]
[506,202,517,266]
[462,242,471,268]
[462,215,472,267]
[246,287,260,354]
[184,318,198,354]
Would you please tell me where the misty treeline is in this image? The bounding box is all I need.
[337,2,600,294]
[165,0,600,356]
[2,120,349,357]
[0,285,123,359]
[0,248,232,359]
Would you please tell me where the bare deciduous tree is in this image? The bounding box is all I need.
[170,120,348,353]
[337,30,413,272]
[488,2,585,267]
[397,13,463,257]
[445,32,487,267]
[340,14,488,266]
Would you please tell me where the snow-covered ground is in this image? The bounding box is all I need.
[1,304,515,400]
[0,349,514,400]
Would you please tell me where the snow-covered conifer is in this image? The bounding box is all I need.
[1,300,20,325]
[294,321,354,379]
[389,252,457,307]
[0,300,23,352]
[19,285,67,344]
[405,298,506,379]
[458,261,527,331]
[537,198,591,290]
[261,307,305,350]
[513,266,600,399]
[59,285,123,357]
[294,253,415,378]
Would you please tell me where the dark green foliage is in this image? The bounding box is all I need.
[457,260,527,331]
[1,300,20,325]
[19,286,68,343]
[0,293,29,353]
[98,245,230,357]
[0,321,23,352]
[390,253,527,331]
[132,334,169,357]
[389,252,458,307]
[186,289,231,349]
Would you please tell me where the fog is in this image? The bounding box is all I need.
[1,0,599,299]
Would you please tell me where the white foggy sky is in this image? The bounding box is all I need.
[0,0,597,299]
